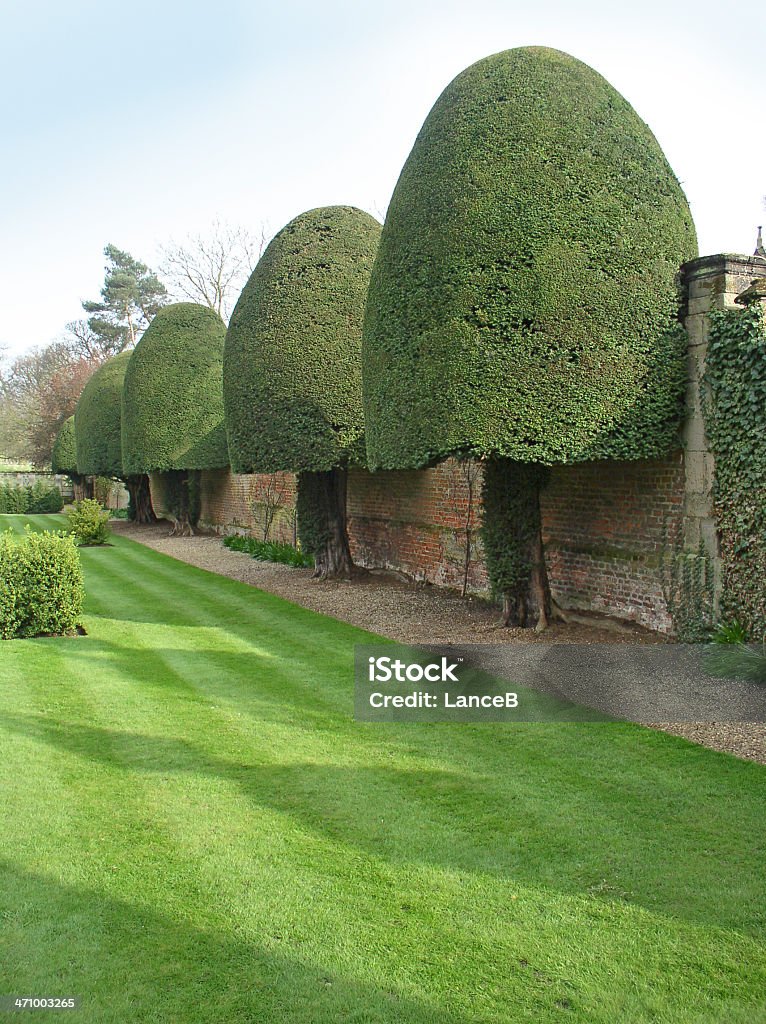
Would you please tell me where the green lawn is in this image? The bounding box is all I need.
[1,514,765,1023]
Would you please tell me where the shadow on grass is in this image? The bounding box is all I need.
[0,859,477,1024]
[3,710,765,938]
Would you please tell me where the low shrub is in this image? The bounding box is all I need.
[704,642,766,684]
[28,481,64,513]
[0,481,64,514]
[93,476,114,506]
[223,534,313,568]
[0,528,84,639]
[0,483,28,513]
[67,499,111,546]
[710,619,749,645]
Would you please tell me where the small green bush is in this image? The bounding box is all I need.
[0,528,84,639]
[67,499,111,546]
[0,483,28,513]
[28,481,64,513]
[223,534,313,568]
[0,481,64,514]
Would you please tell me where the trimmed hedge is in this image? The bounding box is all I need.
[0,528,84,639]
[75,351,132,476]
[122,302,228,473]
[0,482,64,514]
[51,416,78,476]
[362,46,697,469]
[224,206,381,474]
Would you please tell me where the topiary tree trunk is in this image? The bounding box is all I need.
[164,469,200,537]
[296,467,353,579]
[124,474,157,525]
[481,457,553,629]
[68,472,90,503]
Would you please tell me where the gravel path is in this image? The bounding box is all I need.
[113,521,766,765]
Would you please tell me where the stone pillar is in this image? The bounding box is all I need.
[680,253,766,610]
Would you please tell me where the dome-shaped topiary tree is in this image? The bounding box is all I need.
[122,302,228,534]
[225,206,381,577]
[74,352,155,523]
[362,46,697,626]
[52,415,91,501]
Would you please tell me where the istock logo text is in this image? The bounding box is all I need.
[368,656,461,683]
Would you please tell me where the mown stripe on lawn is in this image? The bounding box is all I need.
[2,516,766,1023]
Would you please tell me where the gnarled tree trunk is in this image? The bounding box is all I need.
[70,473,90,503]
[296,467,353,579]
[482,457,553,630]
[164,469,200,537]
[124,474,157,525]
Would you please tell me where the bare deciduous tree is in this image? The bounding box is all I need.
[65,319,127,362]
[160,220,267,322]
[0,341,98,466]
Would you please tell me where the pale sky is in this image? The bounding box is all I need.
[1,0,764,359]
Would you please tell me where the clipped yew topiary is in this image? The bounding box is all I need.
[51,416,77,476]
[122,303,228,534]
[362,47,697,626]
[225,206,381,576]
[76,353,130,477]
[75,352,155,524]
[52,416,90,501]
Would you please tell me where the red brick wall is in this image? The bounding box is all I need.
[542,455,684,632]
[198,468,297,545]
[189,455,685,633]
[347,461,487,594]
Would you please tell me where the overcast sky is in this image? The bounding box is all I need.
[1,0,764,359]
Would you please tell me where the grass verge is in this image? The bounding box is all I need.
[0,514,764,1023]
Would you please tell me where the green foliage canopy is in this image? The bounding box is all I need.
[82,244,168,355]
[362,46,698,469]
[224,206,381,474]
[122,303,228,474]
[51,416,77,475]
[75,352,131,477]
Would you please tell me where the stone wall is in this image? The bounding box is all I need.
[680,253,766,613]
[0,471,74,500]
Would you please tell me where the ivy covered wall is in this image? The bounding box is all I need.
[705,300,766,639]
